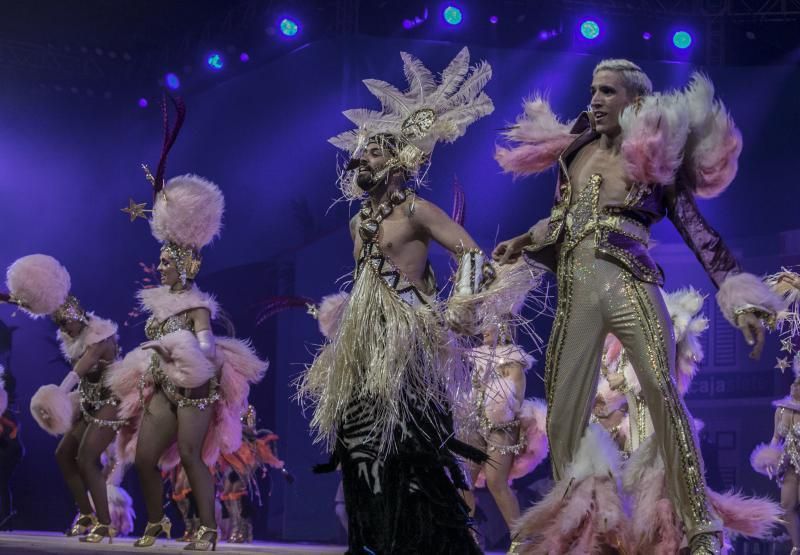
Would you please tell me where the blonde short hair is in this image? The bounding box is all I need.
[593,58,653,97]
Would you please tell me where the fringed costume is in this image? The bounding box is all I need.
[298,48,497,554]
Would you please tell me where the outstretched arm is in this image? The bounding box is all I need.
[666,173,782,359]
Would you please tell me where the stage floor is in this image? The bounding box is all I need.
[0,531,507,554]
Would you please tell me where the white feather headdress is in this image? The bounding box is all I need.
[329,47,494,199]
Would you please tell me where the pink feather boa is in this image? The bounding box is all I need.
[157,330,216,389]
[509,398,549,481]
[619,93,688,186]
[750,442,783,478]
[625,437,780,551]
[110,336,267,470]
[683,73,742,198]
[716,272,787,327]
[495,97,576,178]
[514,425,630,554]
[317,292,349,339]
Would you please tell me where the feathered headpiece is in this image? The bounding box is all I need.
[5,254,87,324]
[329,47,494,199]
[122,96,224,284]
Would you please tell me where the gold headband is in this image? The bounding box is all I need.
[51,295,88,326]
[162,242,202,285]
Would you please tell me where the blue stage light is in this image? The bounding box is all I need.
[489,15,498,24]
[138,98,148,108]
[642,32,652,40]
[580,20,600,39]
[443,6,462,26]
[165,73,180,90]
[673,31,692,49]
[207,53,224,70]
[279,18,299,37]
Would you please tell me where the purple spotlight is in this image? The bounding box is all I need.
[538,30,550,41]
[642,31,652,40]
[239,52,250,62]
[489,15,498,24]
[138,98,148,108]
[402,19,414,30]
[165,72,180,90]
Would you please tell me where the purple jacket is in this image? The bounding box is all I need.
[524,112,741,288]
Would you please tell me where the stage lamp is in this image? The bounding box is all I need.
[443,6,463,26]
[279,18,299,37]
[165,73,180,90]
[673,31,692,49]
[580,20,600,39]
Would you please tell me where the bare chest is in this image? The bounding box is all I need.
[568,145,630,200]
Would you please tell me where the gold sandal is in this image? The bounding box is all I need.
[79,523,117,544]
[134,516,172,547]
[66,513,97,537]
[184,525,218,551]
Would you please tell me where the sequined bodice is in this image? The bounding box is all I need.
[145,311,195,340]
[564,173,602,248]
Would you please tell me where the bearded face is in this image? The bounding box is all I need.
[353,140,393,192]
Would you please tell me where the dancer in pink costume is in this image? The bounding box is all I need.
[3,254,130,543]
[752,269,800,554]
[110,97,267,551]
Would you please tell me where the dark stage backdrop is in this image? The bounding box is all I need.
[0,36,798,545]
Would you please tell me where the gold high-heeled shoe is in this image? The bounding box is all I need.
[79,523,117,544]
[134,516,172,547]
[66,513,97,537]
[507,539,523,554]
[184,525,218,551]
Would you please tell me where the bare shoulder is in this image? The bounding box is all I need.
[349,213,360,239]
[406,196,447,223]
[189,306,212,328]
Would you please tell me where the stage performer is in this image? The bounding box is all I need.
[493,59,784,554]
[109,97,267,551]
[4,254,126,543]
[752,269,800,554]
[460,315,548,554]
[297,48,498,554]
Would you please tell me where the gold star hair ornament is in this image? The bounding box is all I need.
[121,198,150,222]
[776,357,791,372]
[782,337,795,354]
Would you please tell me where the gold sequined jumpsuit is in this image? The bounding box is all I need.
[544,173,722,539]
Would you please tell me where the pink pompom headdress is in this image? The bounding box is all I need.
[4,254,87,325]
[121,96,224,285]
